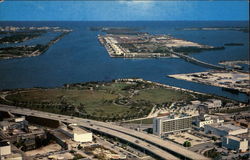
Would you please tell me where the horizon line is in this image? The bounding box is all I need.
[0,20,249,22]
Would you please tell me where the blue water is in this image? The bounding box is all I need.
[0,21,249,102]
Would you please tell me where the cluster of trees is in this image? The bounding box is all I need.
[172,46,225,54]
[0,31,45,44]
[0,44,46,56]
[183,141,191,147]
[204,148,221,159]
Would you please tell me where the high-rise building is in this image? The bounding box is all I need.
[153,114,193,136]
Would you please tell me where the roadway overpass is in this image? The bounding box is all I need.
[0,104,210,160]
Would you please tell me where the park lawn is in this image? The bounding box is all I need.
[99,82,131,96]
[127,118,153,124]
[84,103,132,117]
[132,88,192,104]
[5,88,135,117]
[6,88,117,105]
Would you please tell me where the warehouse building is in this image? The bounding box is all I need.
[204,123,248,137]
[60,124,92,143]
[222,136,248,152]
[153,114,193,136]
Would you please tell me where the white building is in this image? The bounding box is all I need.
[195,114,224,128]
[204,123,248,137]
[153,114,193,136]
[195,114,214,128]
[0,141,11,156]
[222,136,248,152]
[60,125,92,143]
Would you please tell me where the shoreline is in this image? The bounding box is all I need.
[168,71,250,95]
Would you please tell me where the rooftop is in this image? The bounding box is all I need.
[208,123,246,132]
[62,125,90,135]
[225,135,247,141]
[155,113,193,121]
[0,141,10,147]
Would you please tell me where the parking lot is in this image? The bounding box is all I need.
[167,132,211,146]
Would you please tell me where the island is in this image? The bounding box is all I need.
[179,27,249,33]
[168,70,250,94]
[0,78,237,122]
[0,26,72,59]
[219,60,249,70]
[98,33,224,58]
[224,43,244,46]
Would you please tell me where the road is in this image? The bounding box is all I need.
[0,104,210,160]
[167,48,226,70]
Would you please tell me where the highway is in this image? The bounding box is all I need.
[0,104,210,160]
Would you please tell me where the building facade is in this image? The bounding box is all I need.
[222,136,248,152]
[153,114,193,136]
[60,125,92,143]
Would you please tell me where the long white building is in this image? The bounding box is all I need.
[204,123,248,137]
[153,114,193,136]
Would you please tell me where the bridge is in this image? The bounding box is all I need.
[0,104,210,160]
[167,48,227,70]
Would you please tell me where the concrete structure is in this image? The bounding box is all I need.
[0,141,11,156]
[153,114,193,136]
[204,123,248,137]
[199,99,222,113]
[60,124,92,143]
[195,114,214,128]
[222,136,248,152]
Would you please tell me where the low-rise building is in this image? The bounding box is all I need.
[204,123,248,137]
[0,141,11,156]
[60,124,92,143]
[153,114,193,136]
[195,114,214,128]
[222,136,248,152]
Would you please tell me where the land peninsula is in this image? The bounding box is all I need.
[168,70,250,94]
[0,26,72,59]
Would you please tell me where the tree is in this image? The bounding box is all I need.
[212,136,217,141]
[183,141,191,147]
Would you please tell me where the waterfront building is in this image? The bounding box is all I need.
[222,136,248,152]
[153,114,193,136]
[204,123,248,137]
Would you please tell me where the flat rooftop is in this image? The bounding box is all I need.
[226,135,246,141]
[62,125,90,135]
[155,114,193,121]
[208,123,246,131]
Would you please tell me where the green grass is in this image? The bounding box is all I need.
[3,81,197,121]
[127,118,153,124]
[132,88,192,104]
